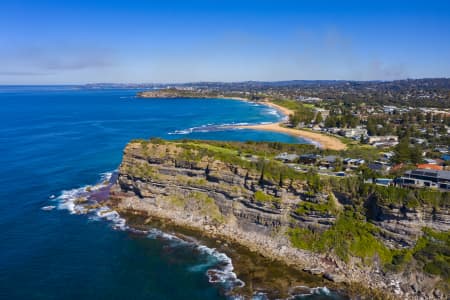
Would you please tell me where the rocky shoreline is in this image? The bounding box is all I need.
[120,211,346,299]
[112,202,393,299]
[105,140,448,299]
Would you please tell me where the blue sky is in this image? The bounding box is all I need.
[1,0,450,84]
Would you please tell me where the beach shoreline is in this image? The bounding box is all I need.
[238,122,346,150]
[236,100,347,151]
[138,92,346,150]
[212,98,346,150]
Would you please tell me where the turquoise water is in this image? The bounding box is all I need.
[0,87,340,299]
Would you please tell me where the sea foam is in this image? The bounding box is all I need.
[53,171,244,293]
[146,228,244,290]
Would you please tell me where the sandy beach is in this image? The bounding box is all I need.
[139,92,346,150]
[239,123,347,150]
[239,100,347,151]
[259,101,296,118]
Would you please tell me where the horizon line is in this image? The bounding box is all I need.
[1,77,450,86]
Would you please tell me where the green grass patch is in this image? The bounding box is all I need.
[295,199,337,215]
[289,211,393,264]
[254,190,280,203]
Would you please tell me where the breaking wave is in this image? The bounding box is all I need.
[168,122,251,135]
[146,228,244,291]
[50,172,244,293]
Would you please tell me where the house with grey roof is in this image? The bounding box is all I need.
[396,169,450,191]
[275,152,299,163]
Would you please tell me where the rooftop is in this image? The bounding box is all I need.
[405,169,450,180]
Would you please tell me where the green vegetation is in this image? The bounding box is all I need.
[125,162,159,179]
[189,192,224,224]
[295,198,338,216]
[289,211,393,264]
[254,190,280,204]
[271,99,315,125]
[368,184,449,208]
[324,110,359,128]
[127,138,449,291]
[392,137,423,164]
[132,138,448,209]
[387,228,450,289]
[318,175,449,208]
[413,228,449,280]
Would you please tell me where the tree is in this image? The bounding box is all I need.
[360,134,366,144]
[367,118,377,136]
[315,112,323,124]
[393,138,411,163]
[333,158,343,172]
[410,146,423,164]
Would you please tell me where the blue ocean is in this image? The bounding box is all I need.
[0,87,343,299]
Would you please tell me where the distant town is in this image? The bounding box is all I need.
[126,78,450,192]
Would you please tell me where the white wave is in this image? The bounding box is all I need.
[287,285,332,299]
[147,228,186,242]
[99,171,114,183]
[146,229,244,289]
[56,186,88,214]
[41,205,56,211]
[56,185,127,231]
[188,262,214,272]
[94,206,127,230]
[57,172,114,213]
[197,245,245,288]
[229,292,268,300]
[168,128,194,135]
[54,170,244,292]
[168,122,254,135]
[264,108,281,117]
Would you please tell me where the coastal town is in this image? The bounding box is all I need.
[137,79,450,193]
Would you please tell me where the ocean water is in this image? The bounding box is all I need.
[0,87,341,299]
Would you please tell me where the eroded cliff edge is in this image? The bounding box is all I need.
[108,139,449,299]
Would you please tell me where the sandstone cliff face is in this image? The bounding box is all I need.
[365,197,450,248]
[112,142,336,234]
[108,141,449,299]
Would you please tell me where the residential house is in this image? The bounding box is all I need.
[396,169,450,190]
[417,164,443,171]
[368,161,392,174]
[299,154,321,164]
[343,158,365,169]
[275,152,299,163]
[339,128,368,139]
[320,155,338,169]
[368,136,399,144]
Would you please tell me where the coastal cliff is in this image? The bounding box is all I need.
[137,88,248,101]
[108,139,449,299]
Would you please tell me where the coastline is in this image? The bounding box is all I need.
[236,100,347,151]
[58,170,351,299]
[238,123,347,151]
[138,93,346,150]
[120,211,349,299]
[111,201,393,300]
